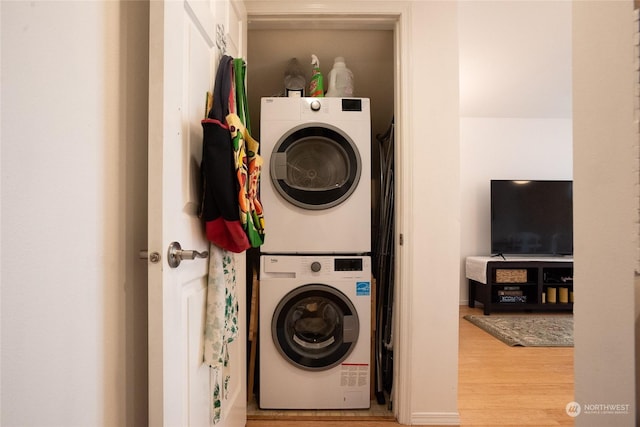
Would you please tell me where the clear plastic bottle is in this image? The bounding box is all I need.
[284,57,306,97]
[325,56,354,97]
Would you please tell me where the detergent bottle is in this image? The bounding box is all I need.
[325,56,354,97]
[309,54,324,97]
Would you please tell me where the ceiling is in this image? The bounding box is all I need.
[458,1,572,119]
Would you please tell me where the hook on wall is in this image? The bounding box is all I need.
[216,24,227,55]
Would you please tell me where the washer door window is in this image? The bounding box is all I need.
[270,124,361,210]
[272,284,359,371]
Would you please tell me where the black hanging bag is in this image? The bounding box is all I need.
[200,55,250,253]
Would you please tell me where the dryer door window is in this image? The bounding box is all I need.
[272,284,359,371]
[270,124,361,210]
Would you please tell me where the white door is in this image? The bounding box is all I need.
[147,0,247,426]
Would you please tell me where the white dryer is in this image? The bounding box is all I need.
[259,255,371,409]
[260,97,371,254]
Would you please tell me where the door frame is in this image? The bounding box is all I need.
[244,2,414,423]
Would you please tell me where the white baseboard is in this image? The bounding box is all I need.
[411,411,461,425]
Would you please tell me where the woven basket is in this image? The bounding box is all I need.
[496,269,527,283]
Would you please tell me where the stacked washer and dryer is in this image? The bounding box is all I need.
[259,97,372,409]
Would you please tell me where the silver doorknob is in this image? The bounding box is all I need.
[167,241,209,268]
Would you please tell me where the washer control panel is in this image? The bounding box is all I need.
[262,255,369,279]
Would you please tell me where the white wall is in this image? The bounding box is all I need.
[1,2,149,426]
[573,1,637,425]
[406,1,461,423]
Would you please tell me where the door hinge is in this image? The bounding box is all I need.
[399,233,404,246]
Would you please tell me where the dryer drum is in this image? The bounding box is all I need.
[272,284,360,371]
[284,138,350,190]
[270,124,361,210]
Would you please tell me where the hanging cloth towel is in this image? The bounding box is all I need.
[200,55,251,253]
[203,245,238,424]
[227,58,265,247]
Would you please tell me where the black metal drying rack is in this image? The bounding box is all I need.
[373,118,395,408]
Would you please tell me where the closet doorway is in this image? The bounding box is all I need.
[244,8,408,423]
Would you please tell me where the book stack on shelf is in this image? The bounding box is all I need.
[498,286,526,303]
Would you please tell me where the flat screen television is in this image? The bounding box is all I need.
[491,180,573,256]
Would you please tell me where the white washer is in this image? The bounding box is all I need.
[260,97,371,254]
[259,255,371,409]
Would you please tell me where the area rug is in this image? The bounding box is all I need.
[463,314,573,347]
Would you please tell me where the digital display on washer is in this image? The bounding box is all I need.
[341,98,362,112]
[334,258,363,272]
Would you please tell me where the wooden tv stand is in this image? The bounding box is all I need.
[466,256,574,315]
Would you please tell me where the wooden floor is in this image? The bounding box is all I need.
[247,305,574,427]
[457,306,574,427]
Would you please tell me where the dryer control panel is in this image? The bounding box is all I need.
[334,258,363,272]
[341,98,363,111]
